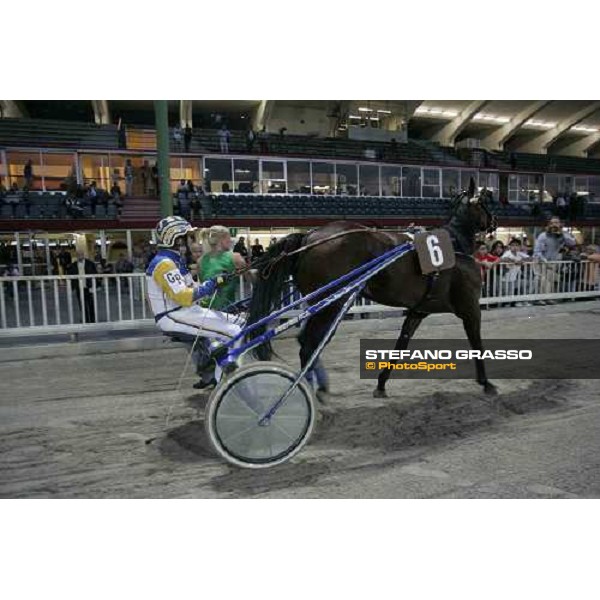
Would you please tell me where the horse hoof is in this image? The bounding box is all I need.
[483,382,498,395]
[373,388,388,399]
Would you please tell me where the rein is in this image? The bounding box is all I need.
[231,227,377,281]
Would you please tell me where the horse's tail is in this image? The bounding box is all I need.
[246,233,306,360]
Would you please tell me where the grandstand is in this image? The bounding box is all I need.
[1,99,600,276]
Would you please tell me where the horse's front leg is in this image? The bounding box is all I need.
[374,310,426,398]
[460,310,498,395]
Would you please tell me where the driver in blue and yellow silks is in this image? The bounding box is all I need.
[146,216,241,389]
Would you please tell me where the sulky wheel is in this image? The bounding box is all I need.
[204,362,317,469]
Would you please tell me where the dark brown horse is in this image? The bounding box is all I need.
[247,180,498,397]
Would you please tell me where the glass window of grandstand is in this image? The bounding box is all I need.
[544,174,573,200]
[312,162,335,195]
[205,158,233,194]
[479,171,499,196]
[512,174,542,202]
[6,151,42,191]
[80,154,111,191]
[442,169,459,198]
[460,170,478,192]
[0,153,7,191]
[39,152,76,191]
[508,174,521,202]
[574,176,588,197]
[261,161,286,194]
[171,157,202,194]
[588,176,600,202]
[336,164,358,196]
[233,159,259,193]
[109,154,156,196]
[287,161,311,194]
[381,166,402,197]
[402,167,421,197]
[359,165,380,196]
[422,168,441,198]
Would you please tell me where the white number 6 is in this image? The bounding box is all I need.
[426,235,444,267]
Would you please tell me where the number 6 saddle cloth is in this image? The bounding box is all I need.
[413,229,456,274]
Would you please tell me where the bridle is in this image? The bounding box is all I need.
[451,189,497,234]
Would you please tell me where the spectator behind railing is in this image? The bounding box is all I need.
[124,159,134,197]
[246,127,256,153]
[176,179,191,219]
[111,181,123,216]
[218,125,231,153]
[580,245,600,291]
[66,250,98,323]
[187,180,202,220]
[141,160,151,195]
[560,244,582,293]
[474,242,497,283]
[87,181,99,216]
[533,216,576,304]
[24,159,34,189]
[173,124,183,151]
[500,238,532,306]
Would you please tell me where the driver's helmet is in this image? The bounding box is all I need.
[156,216,195,248]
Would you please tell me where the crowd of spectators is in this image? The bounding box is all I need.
[473,216,600,306]
[529,190,587,223]
[174,179,204,220]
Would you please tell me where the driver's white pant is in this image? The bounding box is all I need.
[157,305,241,341]
[157,306,242,383]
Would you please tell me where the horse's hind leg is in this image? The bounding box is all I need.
[374,310,426,399]
[460,311,498,395]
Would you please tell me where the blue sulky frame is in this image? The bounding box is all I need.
[210,241,414,423]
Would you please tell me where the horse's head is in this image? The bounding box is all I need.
[450,178,497,235]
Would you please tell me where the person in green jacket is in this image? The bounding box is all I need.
[199,225,248,311]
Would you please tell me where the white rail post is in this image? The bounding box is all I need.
[27,280,34,326]
[66,276,74,324]
[104,276,111,322]
[79,274,86,325]
[40,280,48,326]
[117,275,123,321]
[92,277,99,322]
[128,274,135,319]
[140,275,147,319]
[13,280,20,327]
[53,279,61,325]
[0,281,7,328]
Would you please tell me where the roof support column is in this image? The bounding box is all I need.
[480,100,551,151]
[253,100,274,131]
[0,100,26,119]
[552,132,600,157]
[431,100,488,146]
[180,100,193,128]
[91,100,111,125]
[514,101,600,154]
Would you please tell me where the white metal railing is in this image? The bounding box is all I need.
[1,260,599,335]
[0,273,149,333]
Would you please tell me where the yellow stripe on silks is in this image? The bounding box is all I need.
[152,258,195,307]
